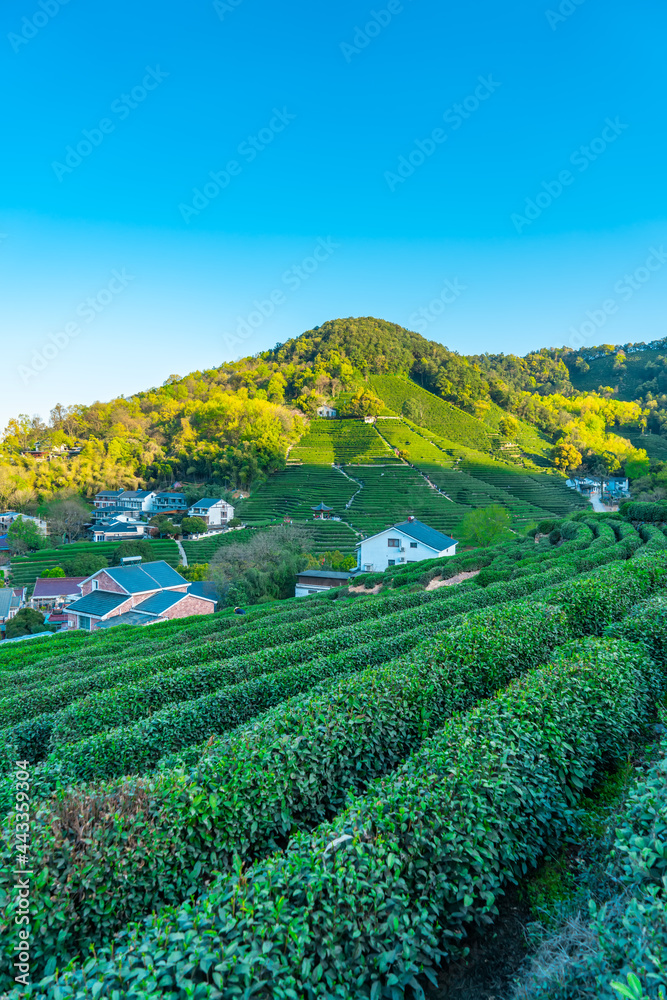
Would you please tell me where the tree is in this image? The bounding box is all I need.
[460,506,512,548]
[625,455,650,480]
[7,517,48,555]
[5,608,49,638]
[305,549,356,572]
[347,389,382,418]
[46,497,90,543]
[208,525,307,606]
[180,563,208,581]
[402,398,424,423]
[181,516,207,536]
[498,415,519,440]
[149,515,180,537]
[552,442,583,472]
[60,552,109,577]
[40,566,66,578]
[111,540,154,565]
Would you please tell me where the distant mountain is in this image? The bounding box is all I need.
[0,317,660,506]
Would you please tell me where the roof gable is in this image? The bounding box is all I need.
[190,497,223,509]
[133,591,186,615]
[394,519,456,549]
[65,591,128,618]
[32,578,86,599]
[357,519,456,551]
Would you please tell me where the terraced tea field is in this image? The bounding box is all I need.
[289,417,395,464]
[8,539,180,588]
[2,511,666,997]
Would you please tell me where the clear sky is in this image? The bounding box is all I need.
[1,0,665,429]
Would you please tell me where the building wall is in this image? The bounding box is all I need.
[295,583,330,597]
[81,571,128,597]
[159,595,215,619]
[66,594,135,631]
[190,501,234,526]
[357,529,456,572]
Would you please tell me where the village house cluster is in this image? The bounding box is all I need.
[90,490,234,542]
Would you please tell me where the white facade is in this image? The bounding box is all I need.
[317,405,337,418]
[356,525,457,573]
[0,512,48,535]
[188,498,235,527]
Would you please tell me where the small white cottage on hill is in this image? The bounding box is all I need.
[356,516,457,573]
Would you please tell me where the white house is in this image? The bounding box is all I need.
[356,516,457,573]
[0,512,48,535]
[317,405,337,418]
[188,498,235,527]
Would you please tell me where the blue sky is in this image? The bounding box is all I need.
[1,0,666,428]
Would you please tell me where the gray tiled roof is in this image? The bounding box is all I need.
[0,589,14,620]
[296,570,351,580]
[394,520,456,550]
[190,498,223,509]
[102,560,187,594]
[133,591,186,615]
[95,612,163,629]
[65,591,128,618]
[187,581,217,602]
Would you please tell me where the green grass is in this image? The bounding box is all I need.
[420,464,552,523]
[568,345,662,399]
[239,465,359,525]
[626,432,667,461]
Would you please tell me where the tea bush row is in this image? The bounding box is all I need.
[28,638,662,999]
[1,601,570,975]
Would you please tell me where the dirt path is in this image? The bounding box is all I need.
[426,570,479,589]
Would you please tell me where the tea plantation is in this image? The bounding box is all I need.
[0,507,666,997]
[9,539,180,589]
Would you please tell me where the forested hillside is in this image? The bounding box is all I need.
[1,318,662,512]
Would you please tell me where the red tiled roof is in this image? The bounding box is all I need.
[32,577,86,599]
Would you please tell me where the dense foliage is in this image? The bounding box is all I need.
[2,320,662,514]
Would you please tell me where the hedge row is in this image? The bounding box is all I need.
[0,594,382,718]
[27,637,663,999]
[514,734,667,999]
[44,594,470,749]
[544,553,667,636]
[1,601,571,975]
[9,609,469,785]
[0,591,351,692]
[621,500,667,522]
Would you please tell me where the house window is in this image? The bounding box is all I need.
[91,580,98,591]
[388,559,395,566]
[410,542,418,548]
[387,538,400,548]
[78,616,91,630]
